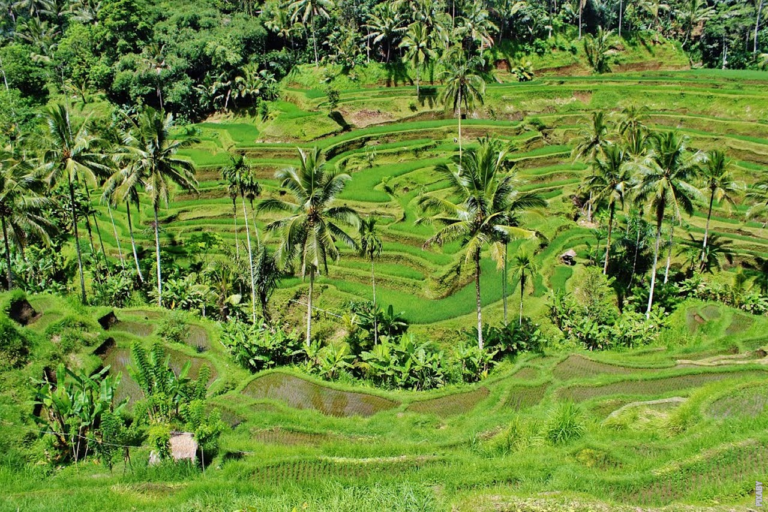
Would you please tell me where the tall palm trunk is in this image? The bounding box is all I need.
[312,16,319,67]
[646,208,664,319]
[68,178,87,303]
[502,242,508,326]
[756,0,765,54]
[126,201,144,282]
[1,214,13,289]
[241,192,257,323]
[89,204,109,275]
[702,189,715,255]
[306,270,314,347]
[153,203,162,307]
[618,0,623,37]
[579,0,583,39]
[519,273,525,326]
[457,90,463,164]
[474,250,483,350]
[603,202,615,274]
[629,220,641,290]
[232,198,240,260]
[371,257,378,345]
[107,202,125,268]
[664,224,674,284]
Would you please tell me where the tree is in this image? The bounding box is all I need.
[755,0,766,54]
[358,215,383,344]
[678,233,734,274]
[511,252,537,325]
[582,144,633,274]
[634,132,703,317]
[399,22,434,95]
[417,138,538,349]
[125,108,198,307]
[0,148,52,289]
[366,2,406,63]
[698,150,742,257]
[223,154,261,323]
[573,111,612,222]
[677,0,714,47]
[139,42,168,111]
[440,47,486,164]
[583,27,616,74]
[257,147,359,346]
[40,104,107,303]
[288,0,335,67]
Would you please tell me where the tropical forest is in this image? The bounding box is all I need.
[2,0,768,510]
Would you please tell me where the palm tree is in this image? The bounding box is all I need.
[399,22,434,95]
[257,147,359,347]
[140,42,169,111]
[573,111,612,222]
[103,159,145,283]
[634,132,703,317]
[510,252,537,325]
[417,138,538,349]
[440,47,486,164]
[0,149,53,289]
[366,2,406,63]
[223,154,261,323]
[755,0,766,54]
[582,144,633,274]
[125,108,198,307]
[747,178,768,224]
[358,215,383,344]
[40,104,108,303]
[288,0,335,67]
[678,234,733,274]
[699,150,742,256]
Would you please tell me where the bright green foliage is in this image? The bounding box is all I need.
[545,401,585,445]
[0,318,29,369]
[222,320,303,372]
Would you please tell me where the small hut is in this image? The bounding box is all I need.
[170,432,198,463]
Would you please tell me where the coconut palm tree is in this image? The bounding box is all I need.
[257,147,359,347]
[365,2,406,63]
[510,252,537,325]
[399,22,434,95]
[440,47,486,164]
[40,104,108,303]
[140,42,169,111]
[288,0,335,67]
[223,154,261,323]
[124,107,198,307]
[582,144,633,274]
[103,157,145,283]
[0,148,53,289]
[573,111,612,222]
[634,131,703,317]
[699,150,742,255]
[358,215,383,344]
[417,138,538,349]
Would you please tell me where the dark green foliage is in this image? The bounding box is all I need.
[0,44,49,103]
[0,318,29,369]
[157,311,190,345]
[221,320,303,372]
[466,318,547,361]
[357,335,449,390]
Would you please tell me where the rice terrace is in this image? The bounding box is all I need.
[2,1,768,510]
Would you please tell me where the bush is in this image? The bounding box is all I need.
[469,318,547,360]
[221,320,303,372]
[158,312,190,345]
[357,335,449,391]
[0,319,30,369]
[546,401,585,445]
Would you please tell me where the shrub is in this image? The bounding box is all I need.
[158,311,190,345]
[222,320,303,372]
[90,270,136,308]
[453,342,496,383]
[358,335,449,391]
[546,401,585,445]
[0,318,30,369]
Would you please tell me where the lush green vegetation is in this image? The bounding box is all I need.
[2,0,768,509]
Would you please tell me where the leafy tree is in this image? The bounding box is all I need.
[582,144,632,274]
[699,150,742,256]
[125,107,198,307]
[583,27,616,74]
[257,147,359,346]
[365,2,406,63]
[418,138,538,348]
[440,46,486,163]
[40,104,108,303]
[634,132,703,317]
[288,0,335,67]
[358,215,383,344]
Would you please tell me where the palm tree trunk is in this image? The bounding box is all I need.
[241,192,257,324]
[603,202,615,274]
[756,0,765,54]
[664,224,674,284]
[232,199,240,260]
[702,190,715,255]
[84,208,97,257]
[457,90,463,164]
[153,203,162,307]
[1,214,13,289]
[126,201,144,282]
[312,16,319,67]
[107,202,125,268]
[371,257,378,345]
[474,250,483,350]
[92,210,109,273]
[618,0,623,37]
[629,220,641,290]
[579,0,583,39]
[503,242,508,326]
[519,274,525,326]
[306,270,314,347]
[646,214,663,319]
[68,178,87,304]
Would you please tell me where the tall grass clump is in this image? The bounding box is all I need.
[546,401,585,445]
